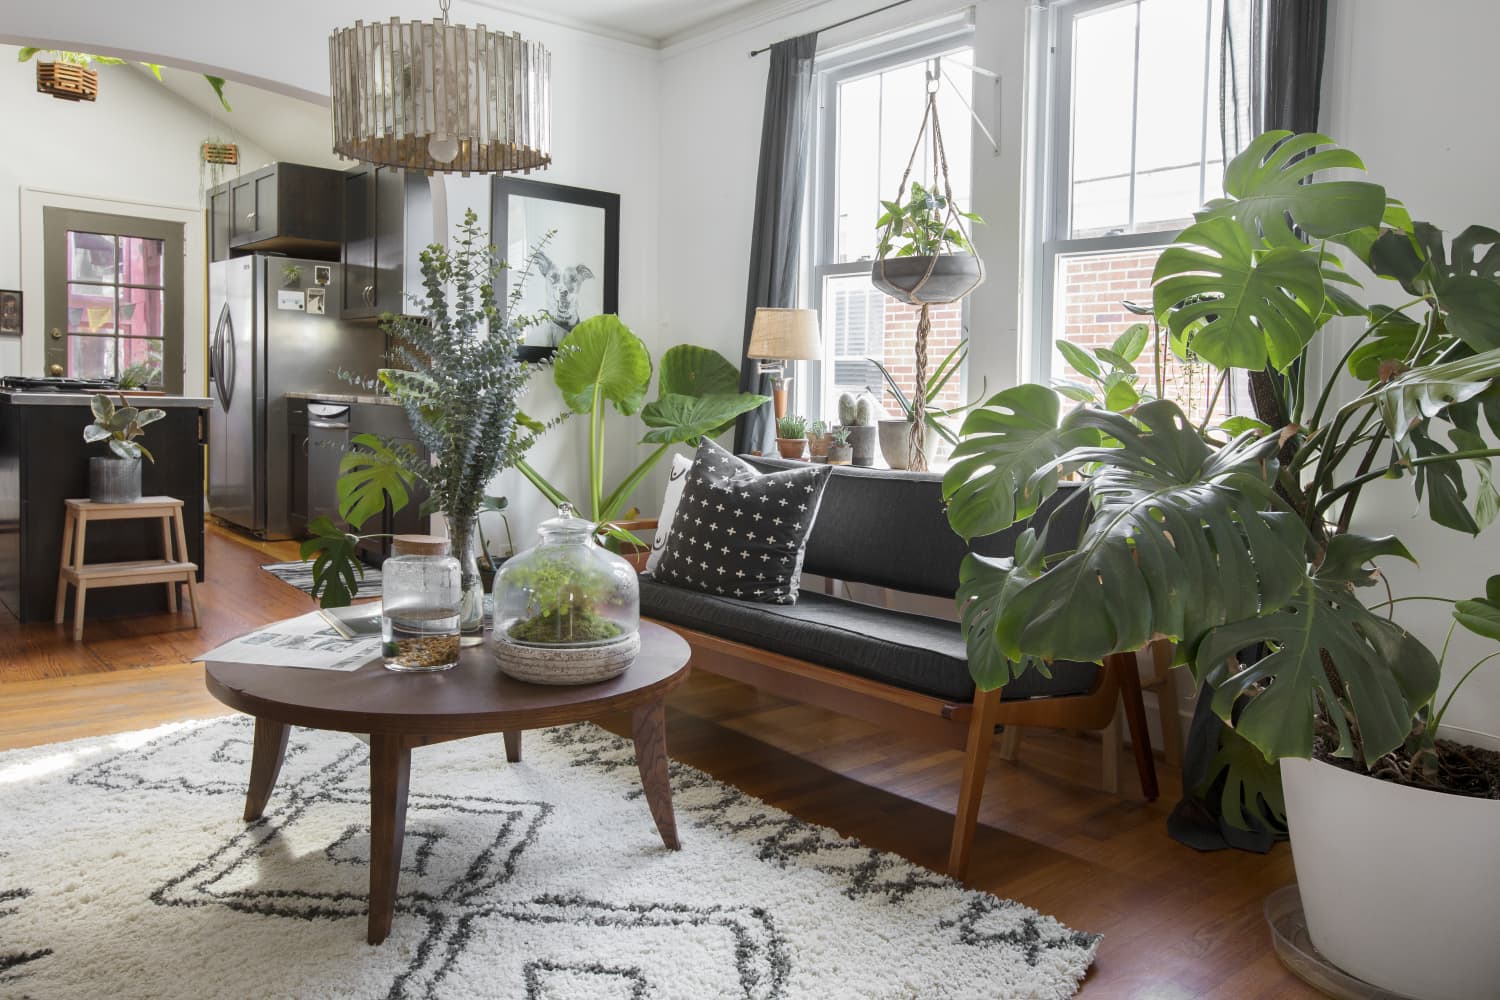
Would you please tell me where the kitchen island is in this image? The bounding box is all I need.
[0,391,209,623]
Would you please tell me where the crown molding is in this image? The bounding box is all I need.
[658,0,834,56]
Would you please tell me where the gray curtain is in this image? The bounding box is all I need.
[734,32,819,456]
[1172,0,1328,855]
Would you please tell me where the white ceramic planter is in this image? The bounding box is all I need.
[1282,727,1500,1000]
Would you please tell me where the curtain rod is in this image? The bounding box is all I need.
[749,0,919,56]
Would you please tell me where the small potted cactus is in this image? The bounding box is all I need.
[827,425,854,466]
[805,418,833,463]
[775,414,807,460]
[837,391,880,467]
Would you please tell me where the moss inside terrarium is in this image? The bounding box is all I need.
[508,608,622,644]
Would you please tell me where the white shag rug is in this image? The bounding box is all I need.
[0,717,1099,999]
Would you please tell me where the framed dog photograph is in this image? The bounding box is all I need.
[492,178,619,361]
[0,289,21,336]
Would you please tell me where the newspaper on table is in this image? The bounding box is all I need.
[198,611,382,672]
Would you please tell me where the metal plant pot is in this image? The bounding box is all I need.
[843,424,877,467]
[89,456,142,503]
[871,254,985,305]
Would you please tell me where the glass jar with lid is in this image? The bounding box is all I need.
[492,504,640,684]
[381,534,462,672]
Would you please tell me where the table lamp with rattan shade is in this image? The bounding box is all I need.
[747,308,822,419]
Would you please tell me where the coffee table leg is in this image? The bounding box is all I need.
[631,698,679,850]
[503,730,522,763]
[243,718,290,822]
[368,734,411,946]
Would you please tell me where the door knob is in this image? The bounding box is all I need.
[49,327,61,340]
[48,363,64,376]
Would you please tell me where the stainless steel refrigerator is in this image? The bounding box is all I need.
[208,255,385,539]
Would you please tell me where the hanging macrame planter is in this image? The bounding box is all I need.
[870,60,983,472]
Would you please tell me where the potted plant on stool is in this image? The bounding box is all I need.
[82,393,164,503]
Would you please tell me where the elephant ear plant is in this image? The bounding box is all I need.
[517,316,767,532]
[943,131,1500,827]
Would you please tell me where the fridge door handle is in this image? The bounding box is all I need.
[210,303,230,408]
[219,308,237,410]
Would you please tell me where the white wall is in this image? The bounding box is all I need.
[1321,0,1500,735]
[0,44,277,391]
[0,5,661,544]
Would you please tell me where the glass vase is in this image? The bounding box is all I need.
[445,515,487,645]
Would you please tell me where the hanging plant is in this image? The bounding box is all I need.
[18,48,231,110]
[870,61,985,471]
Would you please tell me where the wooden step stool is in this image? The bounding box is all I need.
[54,497,201,641]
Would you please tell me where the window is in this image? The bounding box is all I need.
[808,24,975,421]
[43,208,184,392]
[1036,0,1245,422]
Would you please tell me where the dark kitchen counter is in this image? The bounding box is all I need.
[0,390,212,408]
[0,393,208,622]
[283,389,400,406]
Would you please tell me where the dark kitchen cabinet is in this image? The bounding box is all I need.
[207,163,344,262]
[341,165,432,320]
[349,402,429,564]
[208,186,231,262]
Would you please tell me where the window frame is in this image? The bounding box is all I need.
[804,19,978,419]
[1031,0,1220,384]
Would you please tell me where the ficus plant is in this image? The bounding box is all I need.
[942,131,1500,826]
[83,393,165,461]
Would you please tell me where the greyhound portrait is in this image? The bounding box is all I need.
[536,251,595,347]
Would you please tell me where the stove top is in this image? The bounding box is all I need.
[1,376,120,393]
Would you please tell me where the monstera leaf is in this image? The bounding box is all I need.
[299,516,366,609]
[942,384,1100,541]
[1201,720,1288,832]
[1454,575,1500,640]
[957,530,1054,690]
[337,433,420,530]
[1200,131,1386,247]
[1153,216,1326,372]
[1375,345,1500,443]
[968,401,1308,668]
[553,314,653,416]
[1197,567,1440,767]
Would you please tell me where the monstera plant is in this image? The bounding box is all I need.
[518,315,768,525]
[943,131,1500,840]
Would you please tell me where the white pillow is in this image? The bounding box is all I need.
[644,453,694,575]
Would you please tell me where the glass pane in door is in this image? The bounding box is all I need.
[119,236,165,287]
[67,231,117,283]
[67,283,116,333]
[117,287,163,339]
[119,336,165,384]
[68,335,116,380]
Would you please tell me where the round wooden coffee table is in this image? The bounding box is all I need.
[203,620,691,944]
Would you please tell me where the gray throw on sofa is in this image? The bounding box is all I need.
[639,459,1099,704]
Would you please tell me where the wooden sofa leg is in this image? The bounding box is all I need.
[1150,639,1184,768]
[948,686,1002,879]
[1108,652,1159,801]
[997,725,1022,761]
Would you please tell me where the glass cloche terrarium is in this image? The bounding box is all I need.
[492,503,640,684]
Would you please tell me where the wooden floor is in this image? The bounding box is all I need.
[0,523,1315,999]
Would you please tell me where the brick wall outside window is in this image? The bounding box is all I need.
[1056,248,1229,424]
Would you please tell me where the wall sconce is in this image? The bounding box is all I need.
[746,307,822,419]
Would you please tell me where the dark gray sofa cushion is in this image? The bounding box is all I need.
[744,458,1087,598]
[641,577,1099,704]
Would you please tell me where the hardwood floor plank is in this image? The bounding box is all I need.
[0,521,1317,997]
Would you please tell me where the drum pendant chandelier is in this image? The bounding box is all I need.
[328,0,551,174]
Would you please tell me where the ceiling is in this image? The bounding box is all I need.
[473,0,787,48]
[139,66,344,170]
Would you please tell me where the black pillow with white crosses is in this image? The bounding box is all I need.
[652,438,831,605]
